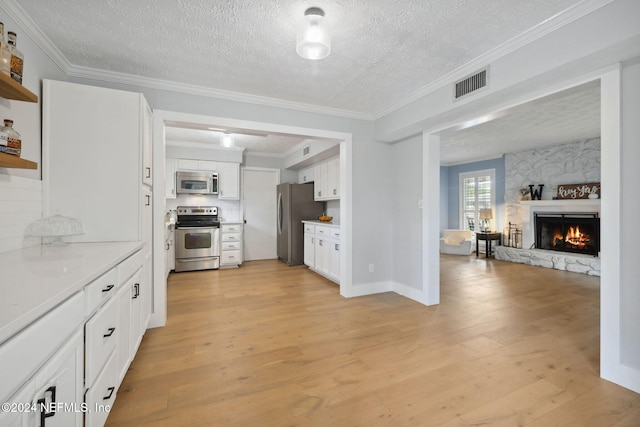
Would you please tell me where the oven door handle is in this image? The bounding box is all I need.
[176,226,218,231]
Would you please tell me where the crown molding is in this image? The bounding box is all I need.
[372,0,616,119]
[2,0,614,123]
[0,0,72,73]
[68,65,373,121]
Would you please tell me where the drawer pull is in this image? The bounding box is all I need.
[102,284,115,293]
[37,385,57,426]
[103,386,115,400]
[132,283,140,299]
[103,327,116,338]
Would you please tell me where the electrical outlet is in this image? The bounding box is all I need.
[368,263,374,273]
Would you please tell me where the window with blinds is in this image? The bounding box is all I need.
[459,169,495,232]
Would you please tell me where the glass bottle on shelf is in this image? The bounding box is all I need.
[2,119,21,157]
[0,23,11,77]
[7,31,23,84]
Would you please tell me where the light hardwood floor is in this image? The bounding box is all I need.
[106,256,640,426]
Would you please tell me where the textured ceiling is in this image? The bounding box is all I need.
[17,0,584,116]
[439,81,601,165]
[13,0,600,162]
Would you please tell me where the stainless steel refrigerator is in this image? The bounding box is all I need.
[277,183,324,265]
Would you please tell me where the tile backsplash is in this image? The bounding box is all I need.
[0,175,42,253]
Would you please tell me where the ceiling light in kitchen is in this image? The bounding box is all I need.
[296,7,330,60]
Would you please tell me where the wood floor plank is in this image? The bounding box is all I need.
[106,256,639,426]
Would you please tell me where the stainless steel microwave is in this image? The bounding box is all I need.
[176,171,218,195]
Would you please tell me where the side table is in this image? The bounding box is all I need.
[476,232,502,258]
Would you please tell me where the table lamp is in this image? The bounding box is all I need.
[479,208,493,232]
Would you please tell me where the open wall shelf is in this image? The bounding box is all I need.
[0,73,39,169]
[0,72,38,102]
[0,152,37,169]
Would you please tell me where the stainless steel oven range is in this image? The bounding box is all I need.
[174,206,220,272]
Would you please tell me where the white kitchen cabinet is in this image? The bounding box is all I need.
[142,101,153,187]
[0,243,144,427]
[0,331,84,427]
[220,223,243,267]
[177,158,218,171]
[302,222,340,284]
[43,80,152,247]
[218,162,240,200]
[298,167,314,184]
[327,157,340,198]
[165,223,175,277]
[313,157,340,201]
[165,158,177,198]
[329,228,341,282]
[313,162,328,200]
[116,282,131,384]
[303,223,315,267]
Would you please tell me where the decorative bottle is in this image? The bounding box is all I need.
[0,23,11,77]
[7,31,23,84]
[2,119,21,157]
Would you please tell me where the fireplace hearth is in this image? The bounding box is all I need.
[534,212,600,256]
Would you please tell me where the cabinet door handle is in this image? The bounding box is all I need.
[37,385,57,426]
[103,327,116,338]
[145,167,151,179]
[145,194,151,206]
[335,243,339,251]
[103,386,115,400]
[102,284,115,293]
[132,283,140,299]
[166,243,170,250]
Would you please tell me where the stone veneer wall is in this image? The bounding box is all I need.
[500,138,601,276]
[505,138,601,225]
[495,246,601,276]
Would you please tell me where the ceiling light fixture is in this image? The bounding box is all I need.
[221,133,234,148]
[296,7,330,60]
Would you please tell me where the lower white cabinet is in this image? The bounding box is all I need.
[220,223,243,267]
[303,222,340,283]
[165,224,175,277]
[0,330,84,427]
[0,246,148,427]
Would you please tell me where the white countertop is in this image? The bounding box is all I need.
[302,219,340,227]
[0,241,142,345]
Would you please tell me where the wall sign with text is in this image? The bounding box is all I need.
[556,182,601,199]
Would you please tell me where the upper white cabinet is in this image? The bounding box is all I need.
[43,80,152,244]
[142,102,153,187]
[298,166,314,184]
[326,157,340,198]
[313,157,340,201]
[177,159,218,171]
[218,162,240,200]
[165,158,177,198]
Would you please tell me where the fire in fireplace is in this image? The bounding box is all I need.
[534,212,600,256]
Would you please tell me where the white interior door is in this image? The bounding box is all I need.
[242,168,279,261]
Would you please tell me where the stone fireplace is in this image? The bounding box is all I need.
[534,212,600,256]
[496,138,602,275]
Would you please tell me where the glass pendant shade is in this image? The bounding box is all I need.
[296,7,330,60]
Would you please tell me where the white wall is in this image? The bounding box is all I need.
[0,4,67,253]
[390,135,423,291]
[619,58,640,372]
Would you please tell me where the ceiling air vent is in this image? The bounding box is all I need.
[454,68,488,100]
[302,144,310,157]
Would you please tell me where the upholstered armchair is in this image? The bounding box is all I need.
[439,229,474,255]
